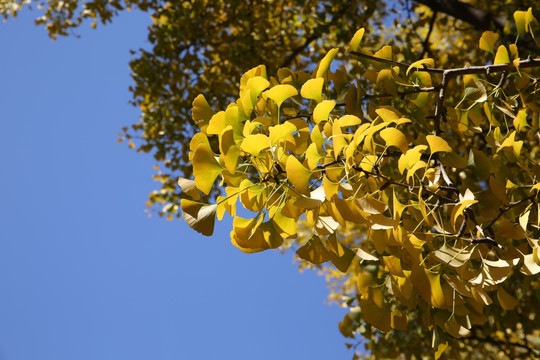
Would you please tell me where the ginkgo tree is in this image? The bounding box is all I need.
[180,9,540,359]
[4,0,540,358]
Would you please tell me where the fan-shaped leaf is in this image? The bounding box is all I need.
[380,127,408,153]
[479,31,499,54]
[301,77,325,101]
[192,143,224,195]
[181,200,217,236]
[426,135,452,153]
[265,84,298,108]
[286,156,312,196]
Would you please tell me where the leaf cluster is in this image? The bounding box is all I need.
[181,13,540,358]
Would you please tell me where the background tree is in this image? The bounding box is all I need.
[3,1,539,358]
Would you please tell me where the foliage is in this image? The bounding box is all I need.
[180,10,540,360]
[4,0,540,358]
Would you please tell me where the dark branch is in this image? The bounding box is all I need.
[412,0,506,31]
[421,10,438,58]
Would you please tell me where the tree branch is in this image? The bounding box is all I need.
[421,10,438,58]
[412,0,506,31]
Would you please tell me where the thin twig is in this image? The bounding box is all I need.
[421,10,438,58]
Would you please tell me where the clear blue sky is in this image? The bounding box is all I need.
[0,9,352,360]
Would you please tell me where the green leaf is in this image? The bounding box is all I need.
[180,199,217,236]
[300,77,325,101]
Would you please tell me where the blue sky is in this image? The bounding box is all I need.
[0,9,351,360]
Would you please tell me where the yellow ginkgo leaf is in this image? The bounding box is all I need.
[347,28,365,53]
[494,45,510,65]
[374,45,392,60]
[406,58,435,76]
[206,111,226,135]
[338,114,362,127]
[271,208,297,238]
[286,155,312,196]
[450,199,478,229]
[497,287,519,310]
[269,121,297,146]
[435,341,449,360]
[219,126,240,173]
[398,145,427,174]
[375,107,400,123]
[177,177,201,200]
[241,134,270,156]
[391,310,408,330]
[357,270,377,295]
[316,48,339,78]
[514,8,535,36]
[245,76,270,104]
[359,293,391,332]
[313,100,336,124]
[426,135,452,153]
[300,77,325,101]
[376,68,397,95]
[305,143,323,170]
[479,31,499,54]
[265,84,298,108]
[411,265,446,309]
[191,94,215,133]
[380,127,408,153]
[192,143,224,195]
[296,235,331,264]
[180,199,217,236]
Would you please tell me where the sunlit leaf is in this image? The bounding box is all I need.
[300,77,325,101]
[493,45,510,65]
[347,28,365,53]
[479,31,499,54]
[406,58,434,76]
[192,94,215,132]
[313,100,336,124]
[316,48,339,78]
[286,155,312,196]
[192,142,224,195]
[380,127,408,153]
[426,135,452,153]
[265,84,298,108]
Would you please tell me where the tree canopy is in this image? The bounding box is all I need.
[3,1,540,358]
